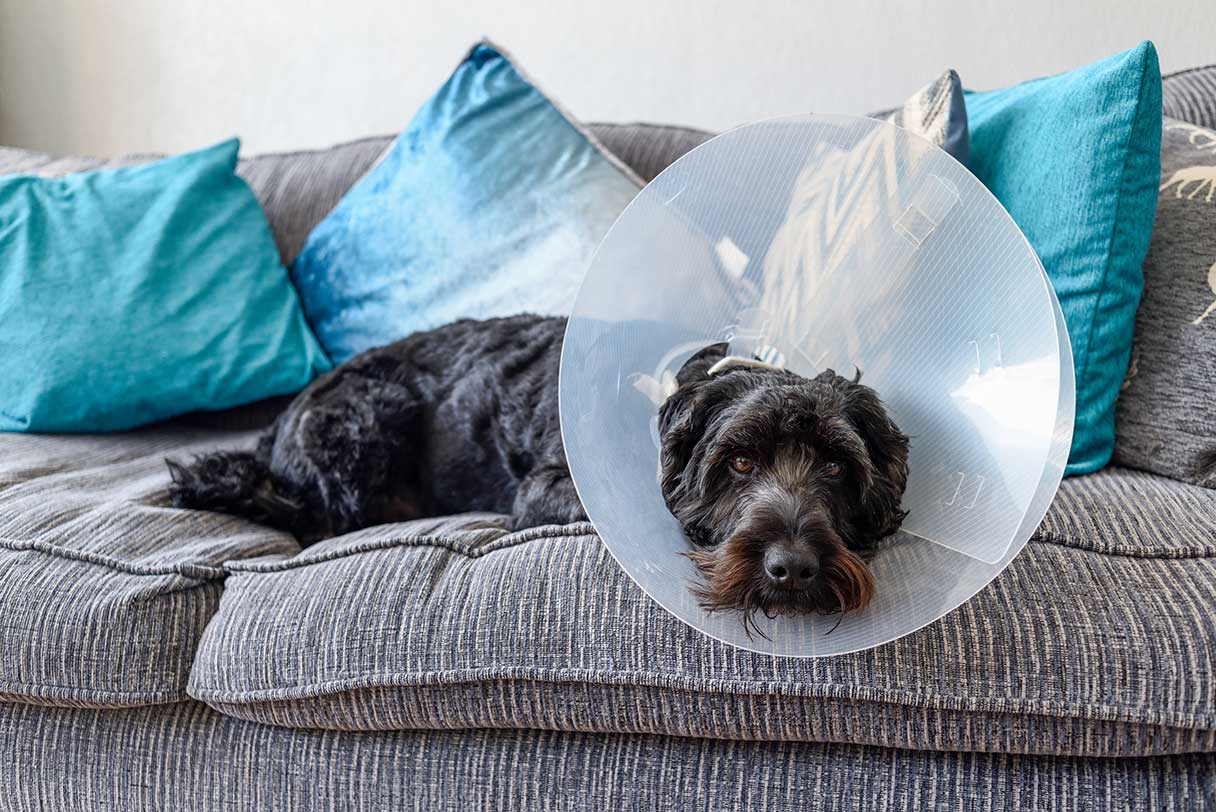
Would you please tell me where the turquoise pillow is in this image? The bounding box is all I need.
[290,41,644,363]
[0,139,331,432]
[965,43,1162,474]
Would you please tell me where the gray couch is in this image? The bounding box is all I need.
[1,111,1214,808]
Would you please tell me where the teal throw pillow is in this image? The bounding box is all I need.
[0,139,331,432]
[965,42,1163,474]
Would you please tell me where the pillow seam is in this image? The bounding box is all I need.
[477,38,646,190]
[0,536,228,580]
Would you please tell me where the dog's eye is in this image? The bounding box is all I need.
[729,455,754,474]
[823,462,843,479]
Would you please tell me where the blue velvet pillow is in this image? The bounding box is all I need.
[290,41,644,364]
[0,139,331,432]
[965,43,1162,474]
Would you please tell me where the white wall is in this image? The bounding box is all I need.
[0,0,1212,157]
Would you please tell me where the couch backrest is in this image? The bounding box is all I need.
[0,123,712,268]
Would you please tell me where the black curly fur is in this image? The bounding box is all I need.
[165,451,308,532]
[168,314,585,545]
[168,312,909,625]
[658,344,910,620]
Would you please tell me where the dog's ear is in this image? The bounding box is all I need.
[839,380,910,543]
[674,342,729,387]
[657,343,727,505]
[658,342,728,439]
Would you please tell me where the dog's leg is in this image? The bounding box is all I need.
[269,375,423,540]
[510,461,587,530]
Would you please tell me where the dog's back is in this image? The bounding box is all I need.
[168,314,576,543]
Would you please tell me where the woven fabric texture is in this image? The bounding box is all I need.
[0,427,295,705]
[2,701,1212,812]
[1164,65,1216,130]
[188,463,1216,757]
[1113,117,1216,487]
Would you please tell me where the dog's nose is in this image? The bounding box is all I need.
[763,545,818,590]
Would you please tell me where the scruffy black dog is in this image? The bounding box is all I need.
[169,314,909,620]
[657,343,909,626]
[169,315,582,542]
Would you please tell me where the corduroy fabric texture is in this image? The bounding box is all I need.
[0,426,297,706]
[2,701,1212,812]
[587,122,712,182]
[1,410,1213,753]
[1164,65,1216,131]
[186,464,1216,757]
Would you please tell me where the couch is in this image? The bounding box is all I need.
[1,98,1214,809]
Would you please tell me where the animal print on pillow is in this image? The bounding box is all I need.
[1114,117,1216,487]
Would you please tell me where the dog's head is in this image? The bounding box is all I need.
[657,343,909,630]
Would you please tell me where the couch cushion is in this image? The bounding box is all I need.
[189,466,1216,757]
[0,138,331,432]
[2,701,1212,811]
[1113,117,1216,487]
[0,416,297,706]
[588,123,711,182]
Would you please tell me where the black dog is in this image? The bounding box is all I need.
[169,314,908,620]
[169,314,583,542]
[657,343,909,627]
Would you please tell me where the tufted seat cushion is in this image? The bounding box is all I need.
[0,416,297,706]
[187,466,1216,757]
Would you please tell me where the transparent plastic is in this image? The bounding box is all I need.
[559,115,1075,656]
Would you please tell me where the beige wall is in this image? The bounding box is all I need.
[0,0,1212,157]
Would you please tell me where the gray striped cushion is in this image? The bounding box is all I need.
[187,465,1216,757]
[3,399,1212,754]
[590,123,712,182]
[1164,65,1216,130]
[1113,118,1216,487]
[1,700,1210,811]
[0,427,296,705]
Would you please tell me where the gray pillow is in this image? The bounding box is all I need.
[873,69,970,165]
[595,69,970,185]
[1163,65,1216,131]
[1114,117,1216,487]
